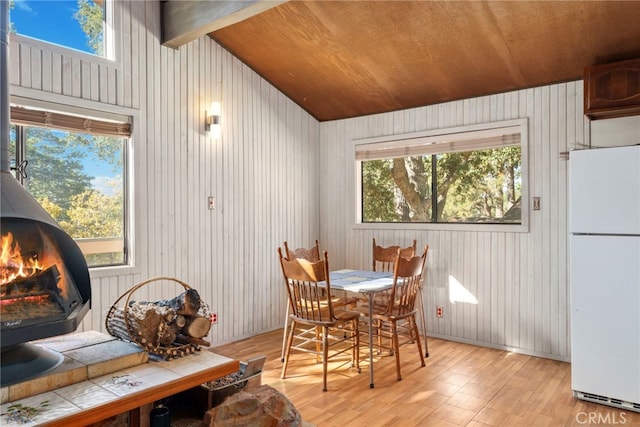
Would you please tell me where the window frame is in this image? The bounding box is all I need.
[10,0,114,61]
[9,94,137,273]
[353,118,529,233]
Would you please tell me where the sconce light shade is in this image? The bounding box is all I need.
[206,101,221,138]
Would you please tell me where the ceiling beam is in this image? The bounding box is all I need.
[162,0,286,49]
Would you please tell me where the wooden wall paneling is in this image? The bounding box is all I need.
[80,61,90,99]
[129,1,141,110]
[158,47,170,293]
[154,44,167,293]
[30,45,42,89]
[105,66,116,105]
[9,40,19,85]
[229,54,239,338]
[211,41,224,343]
[477,231,489,344]
[534,85,547,355]
[19,44,30,87]
[241,57,250,337]
[522,88,535,353]
[548,83,560,356]
[113,3,125,108]
[258,113,267,330]
[50,53,61,95]
[89,63,99,101]
[270,83,283,331]
[196,37,209,339]
[146,1,160,282]
[179,43,189,287]
[244,63,254,335]
[256,77,265,332]
[71,57,81,98]
[41,50,51,92]
[466,231,477,342]
[121,1,132,109]
[173,45,183,288]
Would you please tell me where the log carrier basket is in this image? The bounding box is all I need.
[105,276,213,360]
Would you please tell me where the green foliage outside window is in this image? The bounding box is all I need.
[362,146,521,224]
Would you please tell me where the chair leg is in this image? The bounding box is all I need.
[418,290,429,357]
[315,326,322,364]
[411,315,426,368]
[322,326,329,392]
[352,319,361,373]
[280,303,290,362]
[281,320,296,379]
[376,319,383,355]
[391,320,402,381]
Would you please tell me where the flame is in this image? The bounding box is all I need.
[1,232,43,285]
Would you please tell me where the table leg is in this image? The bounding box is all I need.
[368,292,374,388]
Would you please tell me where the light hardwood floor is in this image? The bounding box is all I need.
[212,329,640,426]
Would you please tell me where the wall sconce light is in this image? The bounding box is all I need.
[205,101,221,138]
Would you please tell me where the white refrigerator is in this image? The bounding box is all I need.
[570,144,640,411]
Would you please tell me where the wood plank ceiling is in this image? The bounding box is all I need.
[208,1,640,122]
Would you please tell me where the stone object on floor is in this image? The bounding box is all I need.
[202,384,313,427]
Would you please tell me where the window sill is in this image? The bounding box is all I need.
[89,264,140,279]
[353,221,529,233]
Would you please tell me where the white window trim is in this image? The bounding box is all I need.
[11,0,117,65]
[352,118,529,233]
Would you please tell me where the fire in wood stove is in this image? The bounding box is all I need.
[1,224,82,329]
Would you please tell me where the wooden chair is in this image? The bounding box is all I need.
[372,238,429,357]
[280,240,321,362]
[278,248,361,391]
[368,245,428,380]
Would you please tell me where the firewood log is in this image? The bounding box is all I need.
[107,305,165,347]
[173,314,187,328]
[133,289,201,316]
[182,314,211,338]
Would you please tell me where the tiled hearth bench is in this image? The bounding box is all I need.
[0,331,238,426]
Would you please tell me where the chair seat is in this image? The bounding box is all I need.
[334,309,361,322]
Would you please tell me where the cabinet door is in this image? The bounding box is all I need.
[584,58,640,119]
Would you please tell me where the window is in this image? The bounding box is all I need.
[355,120,527,226]
[9,0,109,58]
[9,101,131,267]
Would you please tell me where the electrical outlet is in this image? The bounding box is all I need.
[210,312,218,324]
[208,196,215,210]
[436,305,443,318]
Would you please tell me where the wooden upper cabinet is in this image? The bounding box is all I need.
[584,58,640,119]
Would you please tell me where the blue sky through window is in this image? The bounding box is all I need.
[10,0,93,54]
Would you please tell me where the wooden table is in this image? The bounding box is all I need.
[1,351,238,426]
[329,269,394,389]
